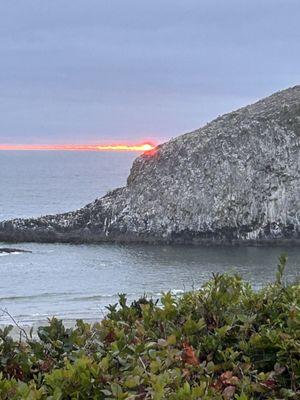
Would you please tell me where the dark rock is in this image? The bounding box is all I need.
[0,248,32,254]
[0,86,300,245]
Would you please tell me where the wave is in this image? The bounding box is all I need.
[0,288,187,304]
[0,251,27,256]
[69,292,149,302]
[0,292,147,303]
[170,289,186,295]
[0,292,72,302]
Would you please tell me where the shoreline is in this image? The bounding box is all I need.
[1,234,300,247]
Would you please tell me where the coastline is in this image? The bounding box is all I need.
[1,231,300,246]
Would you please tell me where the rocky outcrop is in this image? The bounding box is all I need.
[1,86,300,245]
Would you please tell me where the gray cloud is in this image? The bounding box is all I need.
[0,0,299,144]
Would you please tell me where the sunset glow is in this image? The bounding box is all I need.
[0,142,156,152]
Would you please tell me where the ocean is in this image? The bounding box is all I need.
[0,151,299,326]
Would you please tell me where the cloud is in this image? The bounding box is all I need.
[0,0,299,143]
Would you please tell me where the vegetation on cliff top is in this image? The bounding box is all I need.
[0,255,299,399]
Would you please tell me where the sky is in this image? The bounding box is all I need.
[0,0,299,146]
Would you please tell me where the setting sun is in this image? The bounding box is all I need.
[0,142,156,152]
[95,143,155,152]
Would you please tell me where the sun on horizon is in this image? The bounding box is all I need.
[0,142,156,152]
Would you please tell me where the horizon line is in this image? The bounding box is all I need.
[0,142,156,152]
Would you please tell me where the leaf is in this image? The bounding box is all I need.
[100,389,112,396]
[157,338,167,347]
[206,361,215,373]
[182,342,199,366]
[166,334,177,346]
[222,385,236,399]
[220,371,239,386]
[111,382,123,397]
[276,253,287,285]
[216,325,231,337]
[260,379,277,390]
[124,375,140,388]
[149,349,157,360]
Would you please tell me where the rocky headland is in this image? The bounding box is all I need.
[1,86,300,245]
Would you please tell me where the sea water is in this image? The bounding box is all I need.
[0,151,299,326]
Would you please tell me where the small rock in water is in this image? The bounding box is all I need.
[0,247,32,254]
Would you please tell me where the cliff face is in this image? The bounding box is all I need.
[1,86,300,245]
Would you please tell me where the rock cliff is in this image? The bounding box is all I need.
[1,86,300,245]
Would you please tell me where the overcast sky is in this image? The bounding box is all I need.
[0,0,299,145]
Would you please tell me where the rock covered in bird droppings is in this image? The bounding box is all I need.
[0,86,300,245]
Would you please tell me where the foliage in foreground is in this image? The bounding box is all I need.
[0,255,299,399]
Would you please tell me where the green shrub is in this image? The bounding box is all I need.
[0,256,299,399]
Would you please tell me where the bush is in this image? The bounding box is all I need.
[0,256,299,399]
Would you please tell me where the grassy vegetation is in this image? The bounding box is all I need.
[0,255,299,399]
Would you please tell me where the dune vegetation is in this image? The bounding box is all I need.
[0,255,299,399]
